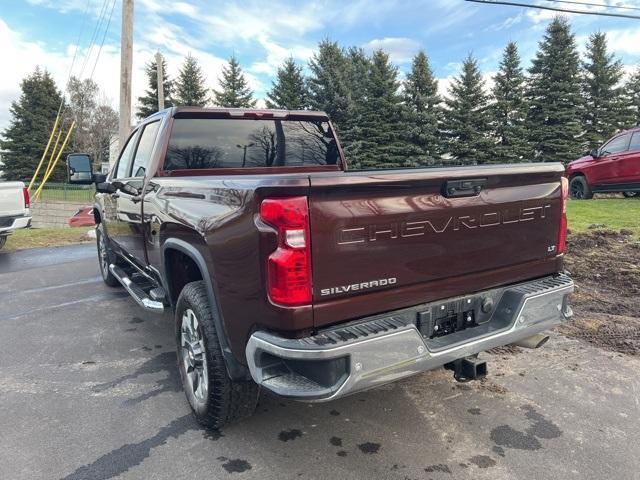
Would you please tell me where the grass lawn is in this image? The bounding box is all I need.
[3,227,93,251]
[567,198,640,237]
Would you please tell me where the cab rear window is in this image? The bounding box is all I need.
[164,118,339,170]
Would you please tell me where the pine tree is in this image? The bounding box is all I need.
[444,54,493,164]
[265,57,308,109]
[357,50,407,169]
[625,67,640,126]
[136,54,174,119]
[526,17,583,163]
[0,68,66,182]
[340,47,371,166]
[582,32,627,149]
[307,40,352,131]
[174,54,209,107]
[402,50,443,166]
[213,56,256,108]
[490,42,531,163]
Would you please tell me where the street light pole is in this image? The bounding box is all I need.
[236,143,255,167]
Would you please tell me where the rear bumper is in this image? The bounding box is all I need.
[246,274,574,401]
[0,215,31,234]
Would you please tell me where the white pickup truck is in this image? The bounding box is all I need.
[0,181,31,250]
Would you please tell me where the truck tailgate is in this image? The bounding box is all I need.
[0,182,27,217]
[308,164,565,328]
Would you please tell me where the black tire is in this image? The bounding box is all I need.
[0,235,6,251]
[569,176,593,200]
[175,281,259,429]
[96,223,120,287]
[622,191,639,198]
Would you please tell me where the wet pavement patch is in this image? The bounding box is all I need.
[467,408,481,415]
[330,436,342,447]
[129,317,144,324]
[329,409,340,416]
[91,351,182,406]
[278,429,303,442]
[492,445,505,457]
[221,459,252,473]
[490,405,562,451]
[337,450,348,457]
[60,415,196,480]
[469,455,496,468]
[358,442,381,454]
[522,405,562,439]
[424,464,451,474]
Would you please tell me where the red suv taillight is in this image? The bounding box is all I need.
[260,197,312,306]
[23,187,30,209]
[558,177,568,254]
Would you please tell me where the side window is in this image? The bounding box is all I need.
[114,130,139,179]
[600,134,631,156]
[130,121,160,178]
[628,132,640,152]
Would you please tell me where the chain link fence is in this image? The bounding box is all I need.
[31,182,96,202]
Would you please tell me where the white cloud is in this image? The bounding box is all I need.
[363,37,422,64]
[606,28,640,56]
[0,18,72,130]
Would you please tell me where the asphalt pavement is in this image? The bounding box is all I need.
[1,244,639,480]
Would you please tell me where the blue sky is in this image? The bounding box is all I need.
[1,0,639,129]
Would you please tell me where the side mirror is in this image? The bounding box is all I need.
[93,173,107,184]
[67,153,94,184]
[589,148,599,159]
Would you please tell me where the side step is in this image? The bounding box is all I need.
[109,264,165,313]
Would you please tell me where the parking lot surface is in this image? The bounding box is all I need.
[1,244,639,480]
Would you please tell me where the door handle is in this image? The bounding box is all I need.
[112,193,120,199]
[443,178,487,198]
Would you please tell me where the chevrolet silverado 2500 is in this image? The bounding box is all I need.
[0,181,31,250]
[68,107,574,428]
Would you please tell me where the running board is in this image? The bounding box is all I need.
[109,264,165,313]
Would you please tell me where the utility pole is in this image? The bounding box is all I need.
[118,0,134,148]
[156,51,164,111]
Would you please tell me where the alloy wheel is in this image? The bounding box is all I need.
[97,228,109,277]
[570,182,584,199]
[181,308,209,404]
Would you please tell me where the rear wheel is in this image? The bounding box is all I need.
[176,281,259,429]
[0,236,6,251]
[622,191,639,198]
[569,176,593,200]
[96,223,120,287]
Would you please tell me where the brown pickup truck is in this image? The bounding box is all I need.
[68,107,574,429]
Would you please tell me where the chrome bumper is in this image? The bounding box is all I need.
[246,274,574,401]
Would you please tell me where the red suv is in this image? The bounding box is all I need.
[567,127,640,199]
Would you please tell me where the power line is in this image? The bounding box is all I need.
[89,0,117,81]
[465,0,640,19]
[77,0,112,81]
[541,0,640,12]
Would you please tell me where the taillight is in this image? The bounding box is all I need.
[557,177,568,254]
[23,187,30,209]
[260,197,312,306]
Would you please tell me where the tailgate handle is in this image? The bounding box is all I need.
[443,178,487,198]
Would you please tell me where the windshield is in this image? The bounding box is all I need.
[164,118,339,170]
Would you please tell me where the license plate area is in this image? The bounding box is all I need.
[417,296,486,339]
